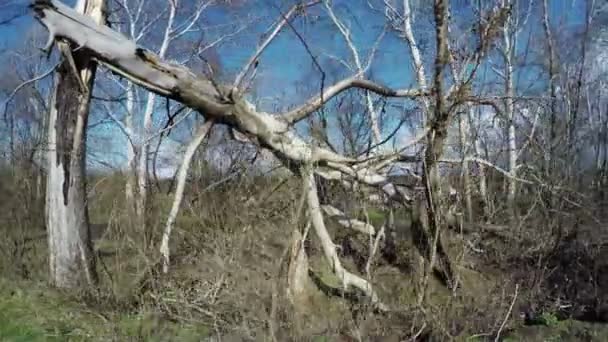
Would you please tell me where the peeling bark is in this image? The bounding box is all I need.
[45,0,106,288]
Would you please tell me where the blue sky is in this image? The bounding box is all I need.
[0,0,594,170]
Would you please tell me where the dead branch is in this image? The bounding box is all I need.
[305,170,388,311]
[232,0,321,95]
[284,76,426,124]
[321,205,376,235]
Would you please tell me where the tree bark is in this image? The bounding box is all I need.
[287,227,312,307]
[46,0,106,288]
[417,0,458,297]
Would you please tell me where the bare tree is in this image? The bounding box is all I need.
[501,0,518,212]
[1,30,52,178]
[324,1,385,147]
[542,0,557,177]
[100,0,217,233]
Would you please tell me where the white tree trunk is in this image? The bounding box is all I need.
[160,120,214,273]
[46,0,106,288]
[506,71,517,210]
[366,93,382,145]
[305,170,386,311]
[125,84,137,207]
[502,0,517,212]
[459,111,473,222]
[135,97,152,229]
[287,227,312,307]
[134,2,176,231]
[472,123,489,219]
[321,204,376,235]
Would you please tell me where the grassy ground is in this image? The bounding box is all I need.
[0,278,211,341]
[2,171,608,340]
[3,276,608,341]
[504,319,608,341]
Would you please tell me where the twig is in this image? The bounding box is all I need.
[495,284,519,342]
[232,0,321,95]
[366,224,385,276]
[410,322,427,341]
[2,62,58,119]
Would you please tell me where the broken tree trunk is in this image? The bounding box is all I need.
[45,0,106,288]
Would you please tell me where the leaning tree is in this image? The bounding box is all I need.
[31,0,515,307]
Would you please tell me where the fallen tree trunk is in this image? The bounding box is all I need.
[30,0,449,306]
[30,0,424,170]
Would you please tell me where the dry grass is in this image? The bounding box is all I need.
[1,167,608,340]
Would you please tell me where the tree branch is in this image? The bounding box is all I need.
[321,204,376,235]
[305,170,387,311]
[283,76,425,124]
[232,0,321,95]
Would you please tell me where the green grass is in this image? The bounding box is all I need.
[0,279,210,341]
[365,208,386,226]
[502,319,608,342]
[360,207,412,229]
[0,281,83,341]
